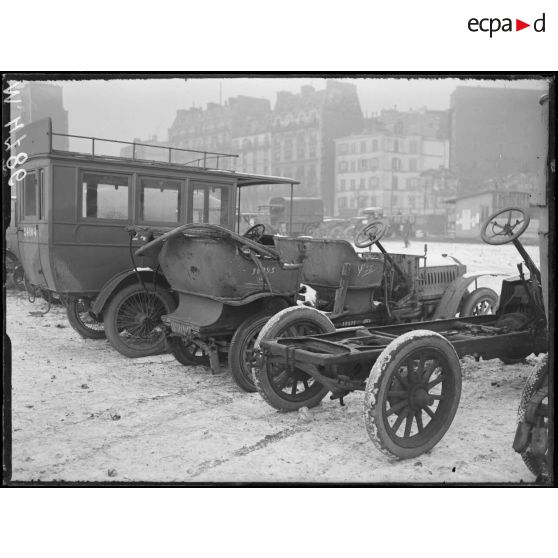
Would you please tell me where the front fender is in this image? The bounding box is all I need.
[91,267,170,315]
[433,271,504,319]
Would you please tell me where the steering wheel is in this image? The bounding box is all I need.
[480,207,530,245]
[354,221,388,248]
[243,223,266,242]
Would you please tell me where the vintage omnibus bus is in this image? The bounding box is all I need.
[12,117,299,358]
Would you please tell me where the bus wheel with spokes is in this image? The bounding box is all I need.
[66,297,106,339]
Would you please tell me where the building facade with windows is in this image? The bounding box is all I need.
[163,81,363,214]
[370,107,449,140]
[333,133,450,217]
[168,96,272,171]
[231,131,271,176]
[271,81,363,214]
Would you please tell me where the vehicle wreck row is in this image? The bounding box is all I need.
[11,117,496,383]
[11,118,300,368]
[8,93,552,482]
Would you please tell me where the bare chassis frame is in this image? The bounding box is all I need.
[257,314,548,394]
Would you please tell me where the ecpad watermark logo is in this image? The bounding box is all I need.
[468,13,546,37]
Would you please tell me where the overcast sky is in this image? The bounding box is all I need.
[35,76,549,144]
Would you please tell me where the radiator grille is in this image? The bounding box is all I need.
[418,265,461,297]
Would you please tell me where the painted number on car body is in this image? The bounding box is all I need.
[251,266,277,275]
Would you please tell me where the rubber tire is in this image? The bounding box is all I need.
[228,313,273,393]
[66,297,106,340]
[364,330,462,460]
[253,306,336,411]
[460,287,499,316]
[104,282,176,358]
[517,356,550,481]
[168,336,210,367]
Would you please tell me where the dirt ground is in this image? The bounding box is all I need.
[5,240,545,484]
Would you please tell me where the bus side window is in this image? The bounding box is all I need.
[190,184,231,228]
[209,186,230,227]
[191,186,208,223]
[81,172,130,220]
[38,168,45,220]
[23,171,38,219]
[139,177,181,224]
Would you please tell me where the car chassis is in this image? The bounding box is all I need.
[254,207,549,460]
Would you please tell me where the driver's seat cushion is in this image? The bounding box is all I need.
[274,237,384,289]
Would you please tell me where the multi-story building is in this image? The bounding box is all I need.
[164,81,363,214]
[17,82,69,150]
[230,130,273,211]
[369,107,450,139]
[230,98,272,171]
[166,95,273,210]
[333,132,450,217]
[168,96,272,171]
[231,131,271,175]
[271,80,363,214]
[449,86,544,197]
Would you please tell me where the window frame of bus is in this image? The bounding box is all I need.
[21,169,44,221]
[18,169,39,221]
[188,182,234,229]
[79,170,131,222]
[138,175,183,226]
[38,168,45,220]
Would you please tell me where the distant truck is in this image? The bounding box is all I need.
[324,206,394,240]
[345,206,392,238]
[266,196,324,236]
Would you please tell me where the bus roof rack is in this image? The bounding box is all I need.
[50,131,239,170]
[17,118,300,187]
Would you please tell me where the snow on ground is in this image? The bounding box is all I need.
[5,240,544,484]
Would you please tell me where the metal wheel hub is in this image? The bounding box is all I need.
[132,306,159,330]
[409,385,434,409]
[136,312,148,323]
